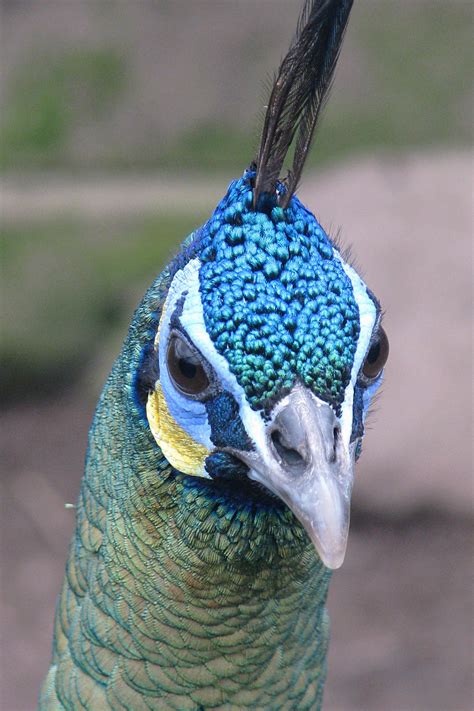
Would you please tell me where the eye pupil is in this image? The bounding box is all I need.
[178,357,197,380]
[167,333,210,396]
[362,326,389,379]
[366,342,380,365]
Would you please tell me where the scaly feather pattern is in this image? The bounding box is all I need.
[40,3,389,709]
[39,269,331,710]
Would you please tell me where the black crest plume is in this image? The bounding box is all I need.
[253,0,353,209]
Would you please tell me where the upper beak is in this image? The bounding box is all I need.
[232,385,355,569]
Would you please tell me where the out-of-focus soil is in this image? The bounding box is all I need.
[1,151,472,710]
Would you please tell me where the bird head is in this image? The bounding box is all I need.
[144,174,388,570]
[141,0,388,570]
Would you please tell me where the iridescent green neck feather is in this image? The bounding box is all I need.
[39,3,389,709]
[39,280,331,709]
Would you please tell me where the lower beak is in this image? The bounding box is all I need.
[233,385,355,569]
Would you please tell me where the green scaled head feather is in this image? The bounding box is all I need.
[40,3,389,710]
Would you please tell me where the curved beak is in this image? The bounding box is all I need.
[233,385,355,569]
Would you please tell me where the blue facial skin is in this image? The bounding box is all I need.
[196,173,360,413]
[134,171,383,512]
[142,172,381,486]
[205,392,252,451]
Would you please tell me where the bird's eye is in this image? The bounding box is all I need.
[166,333,210,397]
[362,326,389,379]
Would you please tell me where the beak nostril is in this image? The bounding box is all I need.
[330,426,340,462]
[270,429,306,470]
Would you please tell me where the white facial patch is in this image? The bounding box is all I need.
[333,250,378,448]
[157,258,268,457]
[156,260,213,451]
[158,251,380,480]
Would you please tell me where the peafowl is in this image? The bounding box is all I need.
[40,1,389,709]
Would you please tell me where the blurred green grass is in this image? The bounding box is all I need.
[1,3,470,172]
[1,48,126,171]
[1,2,471,400]
[161,1,472,172]
[1,213,206,399]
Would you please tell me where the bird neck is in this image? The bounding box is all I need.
[53,336,332,708]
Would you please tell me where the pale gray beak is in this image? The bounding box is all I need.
[233,385,355,569]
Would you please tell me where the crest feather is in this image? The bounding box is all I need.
[253,0,354,209]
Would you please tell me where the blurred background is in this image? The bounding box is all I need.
[1,1,472,709]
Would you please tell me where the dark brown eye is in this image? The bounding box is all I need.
[362,326,389,379]
[166,334,210,396]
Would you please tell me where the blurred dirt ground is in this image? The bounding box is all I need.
[1,151,473,710]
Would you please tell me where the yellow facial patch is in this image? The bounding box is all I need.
[146,383,210,478]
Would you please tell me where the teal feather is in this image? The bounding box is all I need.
[39,3,388,710]
[40,271,331,709]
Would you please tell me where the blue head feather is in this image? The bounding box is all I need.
[194,174,361,411]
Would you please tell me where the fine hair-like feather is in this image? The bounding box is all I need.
[253,0,353,209]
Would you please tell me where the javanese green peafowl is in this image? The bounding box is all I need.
[40,1,389,708]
